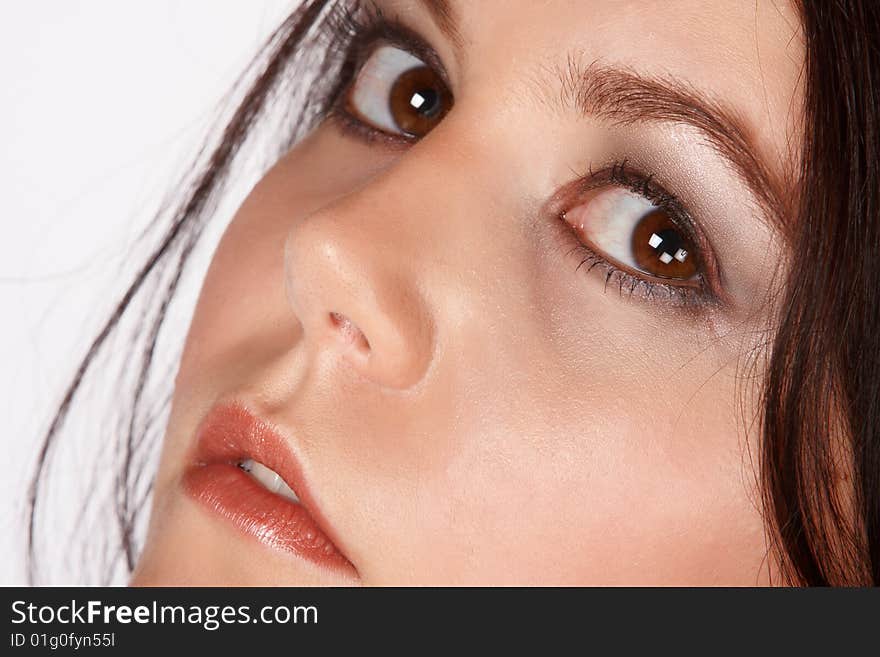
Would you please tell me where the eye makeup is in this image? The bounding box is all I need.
[553,159,726,312]
[316,0,750,321]
[324,0,452,146]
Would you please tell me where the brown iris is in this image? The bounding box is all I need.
[630,209,698,279]
[388,65,451,137]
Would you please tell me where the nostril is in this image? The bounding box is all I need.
[328,311,371,352]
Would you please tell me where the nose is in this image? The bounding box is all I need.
[283,185,437,390]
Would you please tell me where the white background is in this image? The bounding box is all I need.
[0,0,300,584]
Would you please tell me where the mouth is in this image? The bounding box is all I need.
[182,402,356,578]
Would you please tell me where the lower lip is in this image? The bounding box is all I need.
[182,404,355,577]
[184,465,353,573]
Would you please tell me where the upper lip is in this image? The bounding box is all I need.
[187,400,354,570]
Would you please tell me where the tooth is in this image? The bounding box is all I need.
[238,459,300,504]
[251,460,282,493]
[275,477,301,504]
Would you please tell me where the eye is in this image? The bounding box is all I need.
[344,44,452,138]
[564,187,700,283]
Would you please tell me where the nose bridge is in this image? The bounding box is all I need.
[283,145,458,391]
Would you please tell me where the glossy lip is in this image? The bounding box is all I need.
[182,401,357,579]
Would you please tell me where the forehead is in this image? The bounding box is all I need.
[438,0,802,92]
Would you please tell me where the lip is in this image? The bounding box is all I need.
[182,401,356,578]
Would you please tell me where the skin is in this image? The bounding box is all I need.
[131,0,804,585]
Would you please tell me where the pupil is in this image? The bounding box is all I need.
[410,88,439,116]
[649,228,687,265]
[630,209,696,279]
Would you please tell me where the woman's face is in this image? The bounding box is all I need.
[132,0,803,585]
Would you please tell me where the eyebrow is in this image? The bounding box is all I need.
[559,58,791,230]
[413,0,791,232]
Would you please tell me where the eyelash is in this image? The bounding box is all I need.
[322,1,719,312]
[557,160,717,310]
[325,1,439,146]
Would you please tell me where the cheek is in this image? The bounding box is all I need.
[506,271,767,582]
[434,319,765,584]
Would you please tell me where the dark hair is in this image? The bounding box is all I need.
[26,0,880,585]
[760,1,880,585]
